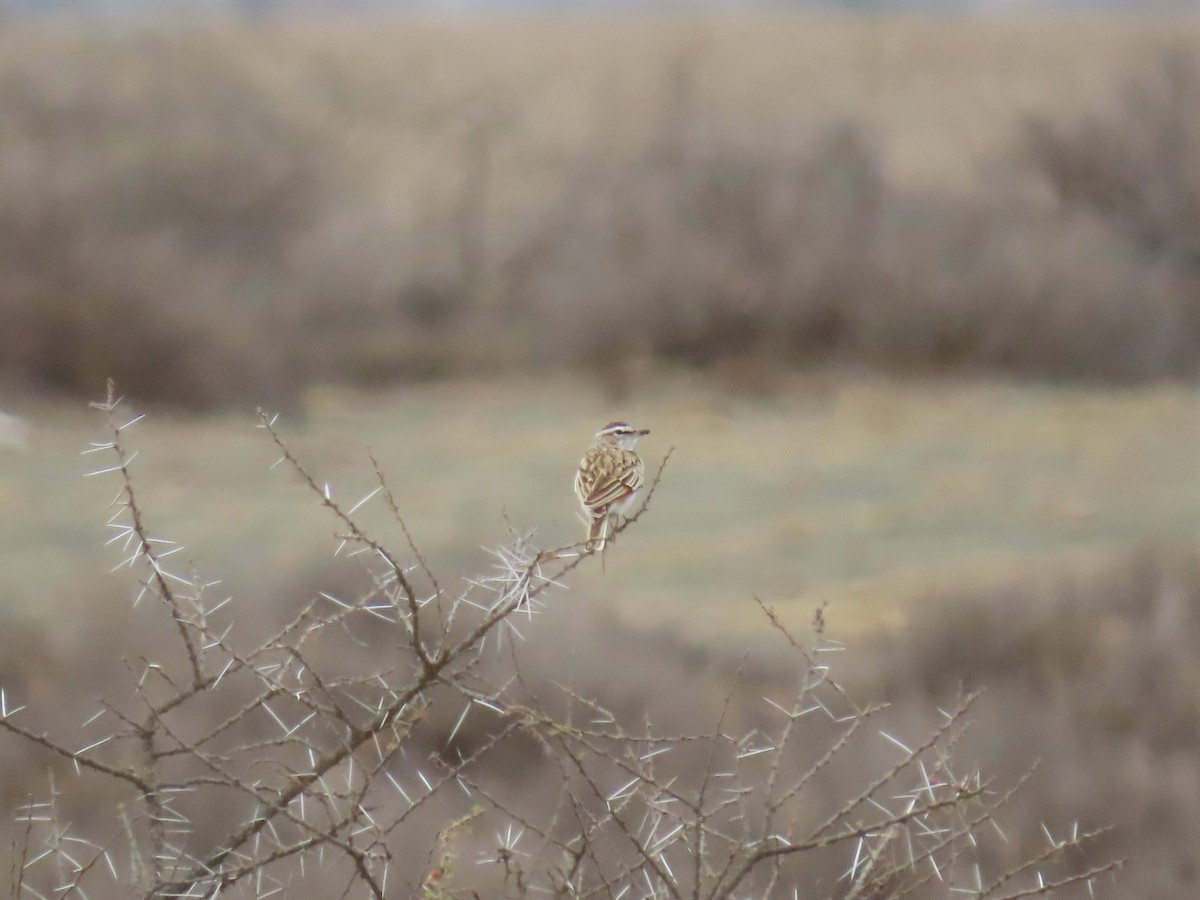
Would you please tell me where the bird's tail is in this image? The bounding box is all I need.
[585,514,610,552]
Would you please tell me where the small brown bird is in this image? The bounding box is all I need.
[574,422,649,552]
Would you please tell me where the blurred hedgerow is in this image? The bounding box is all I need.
[0,385,1119,898]
[1021,47,1200,379]
[1,25,1197,409]
[1026,48,1200,282]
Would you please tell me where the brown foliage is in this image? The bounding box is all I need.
[0,25,1197,408]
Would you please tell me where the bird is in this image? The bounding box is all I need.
[574,421,650,552]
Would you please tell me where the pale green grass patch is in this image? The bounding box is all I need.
[3,375,1195,639]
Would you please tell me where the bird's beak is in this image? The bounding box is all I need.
[638,428,650,435]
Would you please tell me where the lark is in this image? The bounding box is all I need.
[574,422,649,552]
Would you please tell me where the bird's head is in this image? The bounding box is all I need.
[597,421,650,449]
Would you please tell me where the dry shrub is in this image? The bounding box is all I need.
[0,29,308,406]
[857,189,1196,380]
[1,24,1198,409]
[503,121,882,379]
[0,394,1116,898]
[862,549,1200,899]
[0,25,412,408]
[1026,49,1200,282]
[1018,47,1200,379]
[424,42,1200,387]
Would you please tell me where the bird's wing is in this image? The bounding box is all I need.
[577,448,644,513]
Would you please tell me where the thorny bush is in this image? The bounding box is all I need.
[1,386,1119,898]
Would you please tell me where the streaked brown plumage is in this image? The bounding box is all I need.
[574,422,649,551]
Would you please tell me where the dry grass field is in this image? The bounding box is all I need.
[3,374,1197,642]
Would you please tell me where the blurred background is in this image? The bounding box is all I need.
[0,0,1198,896]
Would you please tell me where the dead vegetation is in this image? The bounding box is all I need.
[0,16,1198,408]
[0,388,1122,898]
